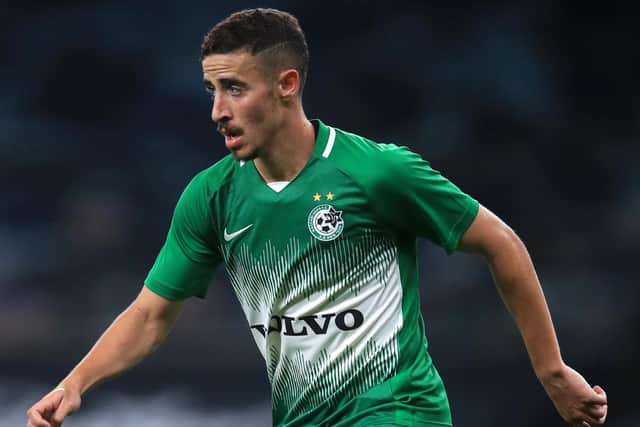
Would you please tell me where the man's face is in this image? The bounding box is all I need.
[202,50,281,161]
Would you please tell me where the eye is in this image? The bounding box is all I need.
[205,87,216,99]
[229,86,242,96]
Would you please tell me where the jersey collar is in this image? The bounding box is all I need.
[310,119,336,159]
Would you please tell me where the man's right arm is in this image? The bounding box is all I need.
[27,285,183,427]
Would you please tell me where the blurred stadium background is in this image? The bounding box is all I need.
[2,1,638,426]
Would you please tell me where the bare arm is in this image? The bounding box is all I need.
[458,205,607,426]
[27,285,183,427]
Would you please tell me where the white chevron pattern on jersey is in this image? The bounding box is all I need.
[220,230,404,419]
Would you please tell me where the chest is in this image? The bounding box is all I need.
[215,163,377,254]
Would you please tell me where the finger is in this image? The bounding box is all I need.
[36,391,66,425]
[597,404,608,424]
[26,408,52,427]
[584,388,607,405]
[579,412,606,426]
[586,403,606,413]
[43,391,66,414]
[586,403,607,420]
[28,394,62,425]
[52,392,82,426]
[593,385,607,401]
[51,399,72,425]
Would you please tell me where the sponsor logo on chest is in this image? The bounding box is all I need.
[250,309,364,337]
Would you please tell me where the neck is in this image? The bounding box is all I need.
[254,108,315,182]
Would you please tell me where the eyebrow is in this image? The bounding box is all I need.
[220,78,247,88]
[203,78,247,90]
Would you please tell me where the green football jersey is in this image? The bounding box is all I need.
[145,119,479,426]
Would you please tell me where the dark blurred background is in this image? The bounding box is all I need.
[1,1,638,426]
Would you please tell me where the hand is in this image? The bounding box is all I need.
[540,364,607,426]
[26,386,81,427]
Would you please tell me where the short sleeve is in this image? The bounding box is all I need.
[145,173,222,300]
[371,145,479,254]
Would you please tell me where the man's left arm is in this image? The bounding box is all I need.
[457,204,608,427]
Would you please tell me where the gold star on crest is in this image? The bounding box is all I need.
[326,192,334,200]
[313,192,321,201]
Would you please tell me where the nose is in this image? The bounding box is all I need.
[211,94,231,123]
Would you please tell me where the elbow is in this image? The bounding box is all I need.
[483,223,525,263]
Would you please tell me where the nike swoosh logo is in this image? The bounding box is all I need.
[223,224,253,242]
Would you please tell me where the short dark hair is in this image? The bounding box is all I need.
[201,8,309,93]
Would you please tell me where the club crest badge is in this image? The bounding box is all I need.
[308,204,344,241]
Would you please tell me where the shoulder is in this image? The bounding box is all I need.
[331,126,417,166]
[169,155,239,235]
[171,155,239,225]
[327,126,421,186]
[181,154,239,201]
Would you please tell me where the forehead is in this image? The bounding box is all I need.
[201,50,264,82]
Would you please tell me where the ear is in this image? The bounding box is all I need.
[277,69,300,99]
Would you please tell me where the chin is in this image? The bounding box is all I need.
[230,147,258,162]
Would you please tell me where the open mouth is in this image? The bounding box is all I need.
[219,126,244,149]
[223,130,243,149]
